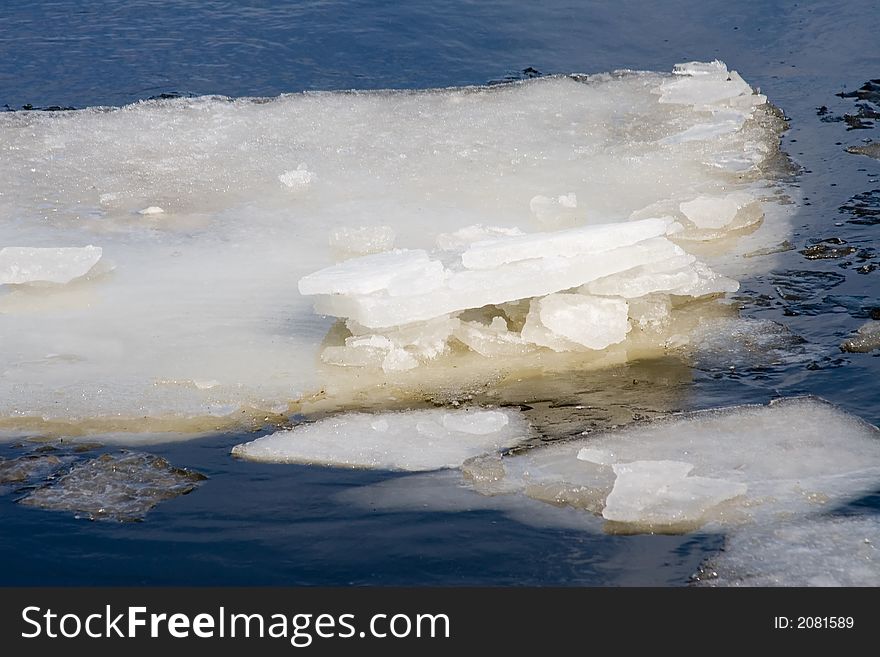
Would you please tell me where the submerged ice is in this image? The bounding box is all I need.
[0,60,789,429]
[19,451,206,521]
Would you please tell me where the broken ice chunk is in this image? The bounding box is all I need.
[19,451,206,521]
[298,249,446,297]
[627,295,672,332]
[585,254,698,298]
[657,68,756,107]
[522,293,630,351]
[0,245,103,285]
[461,218,670,270]
[309,236,684,329]
[137,206,165,215]
[329,225,396,258]
[840,320,880,353]
[231,407,530,471]
[667,261,738,297]
[673,60,729,77]
[679,193,761,231]
[453,316,536,357]
[602,460,747,529]
[323,315,460,371]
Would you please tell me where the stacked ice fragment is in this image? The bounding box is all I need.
[299,217,739,371]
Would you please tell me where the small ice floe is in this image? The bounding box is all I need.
[482,397,880,532]
[231,407,530,471]
[18,451,206,521]
[137,206,165,215]
[0,245,103,285]
[840,320,880,353]
[350,398,879,534]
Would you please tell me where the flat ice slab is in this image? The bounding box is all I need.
[231,407,530,471]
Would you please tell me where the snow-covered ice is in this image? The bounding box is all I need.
[231,407,530,471]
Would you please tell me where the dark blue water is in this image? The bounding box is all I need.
[1,0,879,585]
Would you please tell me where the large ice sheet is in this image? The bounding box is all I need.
[0,61,789,430]
[231,407,530,471]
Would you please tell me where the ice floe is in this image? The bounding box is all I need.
[0,60,790,427]
[232,407,530,471]
[346,398,880,534]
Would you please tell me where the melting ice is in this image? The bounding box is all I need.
[0,60,790,432]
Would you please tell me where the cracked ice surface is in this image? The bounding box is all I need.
[0,60,789,431]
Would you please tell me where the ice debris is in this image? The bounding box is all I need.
[231,407,530,471]
[0,246,103,285]
[19,451,206,521]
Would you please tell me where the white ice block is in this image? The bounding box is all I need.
[231,407,530,471]
[460,218,670,270]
